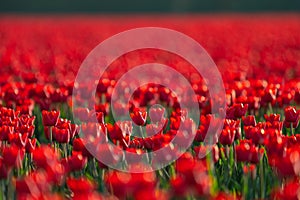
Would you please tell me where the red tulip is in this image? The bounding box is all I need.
[265,130,285,156]
[67,177,95,195]
[56,118,71,130]
[70,123,79,138]
[149,107,165,123]
[170,116,180,130]
[95,103,109,115]
[194,145,219,163]
[32,145,59,169]
[107,123,122,140]
[116,120,133,137]
[226,103,248,119]
[16,171,51,197]
[64,152,87,172]
[52,127,70,143]
[25,138,37,153]
[50,88,69,103]
[46,162,65,185]
[8,132,28,148]
[175,152,197,184]
[42,110,60,126]
[219,127,236,146]
[145,123,163,136]
[97,78,111,93]
[261,88,277,105]
[224,119,240,129]
[242,115,256,127]
[44,126,51,140]
[195,115,212,142]
[235,140,264,163]
[16,124,35,138]
[73,107,90,123]
[0,107,18,120]
[0,125,14,141]
[284,106,300,123]
[105,169,156,199]
[96,112,105,124]
[212,192,240,200]
[134,189,168,200]
[18,115,35,126]
[284,121,299,129]
[2,145,25,168]
[81,122,100,137]
[130,108,147,126]
[244,126,267,145]
[72,138,91,158]
[170,176,188,197]
[271,179,300,199]
[271,145,300,177]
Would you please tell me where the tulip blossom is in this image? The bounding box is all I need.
[42,110,60,126]
[130,108,147,126]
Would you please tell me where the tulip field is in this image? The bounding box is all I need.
[0,14,300,199]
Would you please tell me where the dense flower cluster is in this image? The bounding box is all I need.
[0,14,300,199]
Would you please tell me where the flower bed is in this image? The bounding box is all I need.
[0,14,300,199]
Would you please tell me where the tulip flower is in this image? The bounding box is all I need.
[73,107,90,123]
[0,125,14,141]
[67,178,95,195]
[72,138,92,158]
[284,106,300,123]
[219,127,236,146]
[242,115,256,127]
[271,179,300,199]
[130,108,147,126]
[63,153,87,172]
[42,110,60,126]
[32,145,60,169]
[52,127,70,143]
[284,106,300,129]
[235,140,264,163]
[25,138,37,153]
[226,103,248,119]
[149,107,165,123]
[18,115,35,126]
[2,145,25,168]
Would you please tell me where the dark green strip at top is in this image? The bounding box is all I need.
[1,0,300,13]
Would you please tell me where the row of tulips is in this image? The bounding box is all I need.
[0,95,299,199]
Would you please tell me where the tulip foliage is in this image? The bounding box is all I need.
[0,15,300,199]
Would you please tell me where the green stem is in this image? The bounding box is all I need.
[63,143,68,158]
[259,156,265,199]
[162,168,170,179]
[139,126,146,138]
[169,164,176,179]
[101,94,106,104]
[243,172,249,200]
[0,180,4,200]
[268,103,273,114]
[186,194,194,200]
[98,168,106,193]
[206,147,217,196]
[49,126,53,146]
[291,123,294,136]
[92,158,99,177]
[7,171,14,200]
